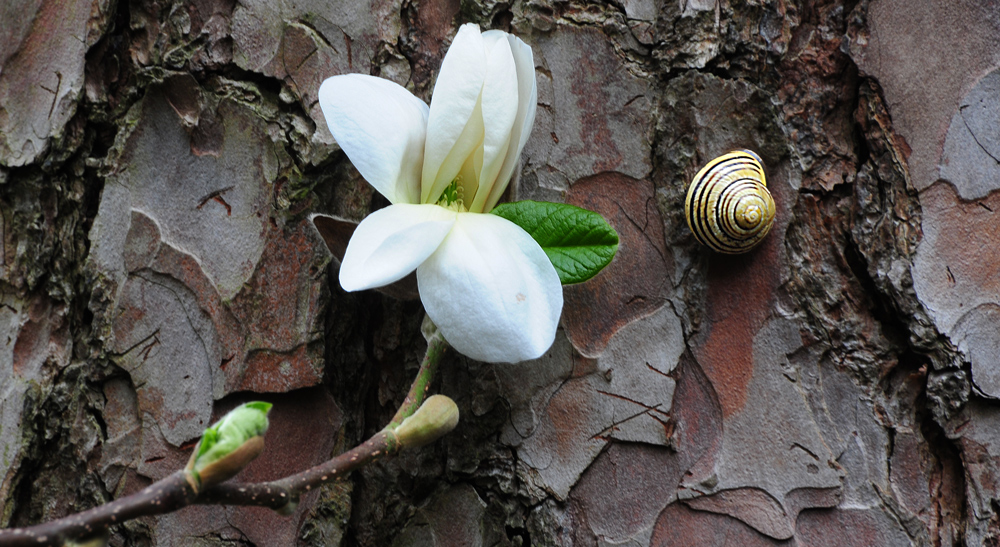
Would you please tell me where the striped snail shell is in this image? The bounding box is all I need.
[684,149,775,254]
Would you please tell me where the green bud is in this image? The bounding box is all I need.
[186,401,272,490]
[394,395,459,449]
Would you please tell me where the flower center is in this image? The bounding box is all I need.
[436,178,467,212]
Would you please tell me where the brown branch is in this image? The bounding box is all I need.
[0,472,196,547]
[0,327,452,547]
[198,432,394,510]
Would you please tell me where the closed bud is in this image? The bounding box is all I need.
[394,395,459,449]
[186,401,272,490]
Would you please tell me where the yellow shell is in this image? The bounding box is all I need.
[684,150,775,254]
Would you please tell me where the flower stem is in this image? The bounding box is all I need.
[387,322,449,431]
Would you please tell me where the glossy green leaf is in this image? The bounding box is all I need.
[491,200,618,284]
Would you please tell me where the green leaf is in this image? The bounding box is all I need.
[492,200,619,284]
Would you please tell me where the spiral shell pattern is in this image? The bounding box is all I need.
[684,150,775,254]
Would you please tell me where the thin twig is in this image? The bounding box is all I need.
[198,432,393,509]
[0,473,195,547]
[0,330,450,547]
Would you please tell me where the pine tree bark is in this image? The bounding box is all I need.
[0,0,995,545]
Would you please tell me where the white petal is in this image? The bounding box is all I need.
[340,204,456,291]
[480,29,508,51]
[421,23,487,204]
[484,34,537,212]
[417,213,563,363]
[467,35,518,213]
[319,74,428,205]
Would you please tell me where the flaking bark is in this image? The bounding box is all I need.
[0,0,994,545]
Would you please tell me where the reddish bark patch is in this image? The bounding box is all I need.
[277,24,320,81]
[693,238,781,417]
[684,488,793,540]
[650,503,792,546]
[416,0,460,55]
[795,508,907,546]
[12,295,68,378]
[671,354,724,486]
[962,436,1000,519]
[232,219,328,353]
[563,172,671,357]
[919,181,1000,297]
[570,443,684,543]
[566,37,625,173]
[239,344,322,393]
[138,386,202,432]
[546,377,599,454]
[410,0,461,91]
[227,388,341,481]
[690,162,789,418]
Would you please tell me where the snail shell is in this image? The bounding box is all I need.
[684,149,775,254]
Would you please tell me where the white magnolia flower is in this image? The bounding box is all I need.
[318,23,562,363]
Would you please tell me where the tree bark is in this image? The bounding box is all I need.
[0,0,994,545]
